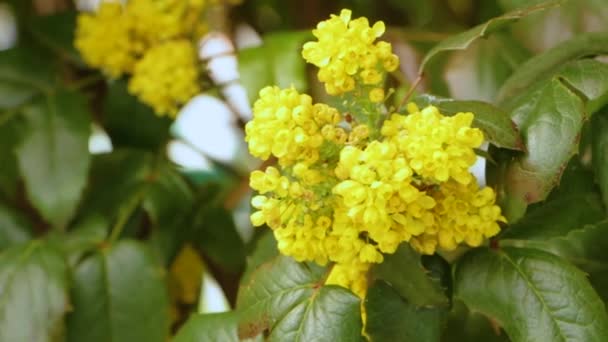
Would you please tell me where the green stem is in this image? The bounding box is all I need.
[107,187,147,243]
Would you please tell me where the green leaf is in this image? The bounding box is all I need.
[192,206,246,274]
[237,256,362,340]
[498,32,608,103]
[365,280,447,342]
[593,108,608,211]
[241,231,279,286]
[0,241,69,342]
[77,149,154,222]
[66,240,170,342]
[143,164,194,264]
[499,192,604,241]
[555,59,608,114]
[414,94,523,150]
[371,243,449,307]
[0,203,33,250]
[418,0,559,73]
[47,214,108,267]
[16,91,91,229]
[0,47,56,109]
[443,33,530,102]
[103,80,172,150]
[454,247,608,342]
[441,300,509,342]
[497,78,585,221]
[0,116,21,199]
[27,11,82,65]
[238,31,311,102]
[174,312,250,342]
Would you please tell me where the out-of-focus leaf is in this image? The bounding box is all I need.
[441,300,509,342]
[444,33,530,102]
[77,149,154,223]
[238,31,311,102]
[0,203,33,250]
[144,164,194,264]
[192,206,246,274]
[103,80,172,150]
[414,94,523,150]
[365,280,447,342]
[0,116,20,199]
[47,214,107,267]
[0,47,56,109]
[592,108,608,211]
[0,241,69,342]
[237,256,361,341]
[498,32,608,103]
[66,240,170,342]
[16,90,91,229]
[418,0,559,73]
[454,247,608,341]
[27,11,82,64]
[371,243,449,307]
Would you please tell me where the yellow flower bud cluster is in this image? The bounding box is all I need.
[302,9,399,96]
[246,10,505,299]
[75,0,208,117]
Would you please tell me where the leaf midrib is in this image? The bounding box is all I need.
[500,251,568,342]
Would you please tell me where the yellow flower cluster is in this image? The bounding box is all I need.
[129,40,201,117]
[246,10,505,300]
[302,9,399,96]
[75,0,207,116]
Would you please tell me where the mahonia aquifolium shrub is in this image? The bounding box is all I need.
[245,9,506,298]
[75,0,209,117]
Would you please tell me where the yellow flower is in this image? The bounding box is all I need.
[382,104,484,184]
[128,40,201,117]
[246,9,506,300]
[75,2,136,77]
[245,86,343,166]
[302,9,399,95]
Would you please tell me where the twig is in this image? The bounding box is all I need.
[398,74,423,111]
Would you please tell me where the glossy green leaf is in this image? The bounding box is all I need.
[371,243,449,307]
[103,80,172,150]
[237,256,361,340]
[16,91,91,229]
[0,203,33,250]
[593,109,608,210]
[0,241,69,342]
[27,11,82,64]
[174,312,255,342]
[47,214,108,267]
[0,47,55,109]
[454,247,608,342]
[365,280,447,342]
[414,94,523,150]
[238,31,311,102]
[66,240,170,342]
[498,32,608,103]
[497,78,585,221]
[418,0,559,73]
